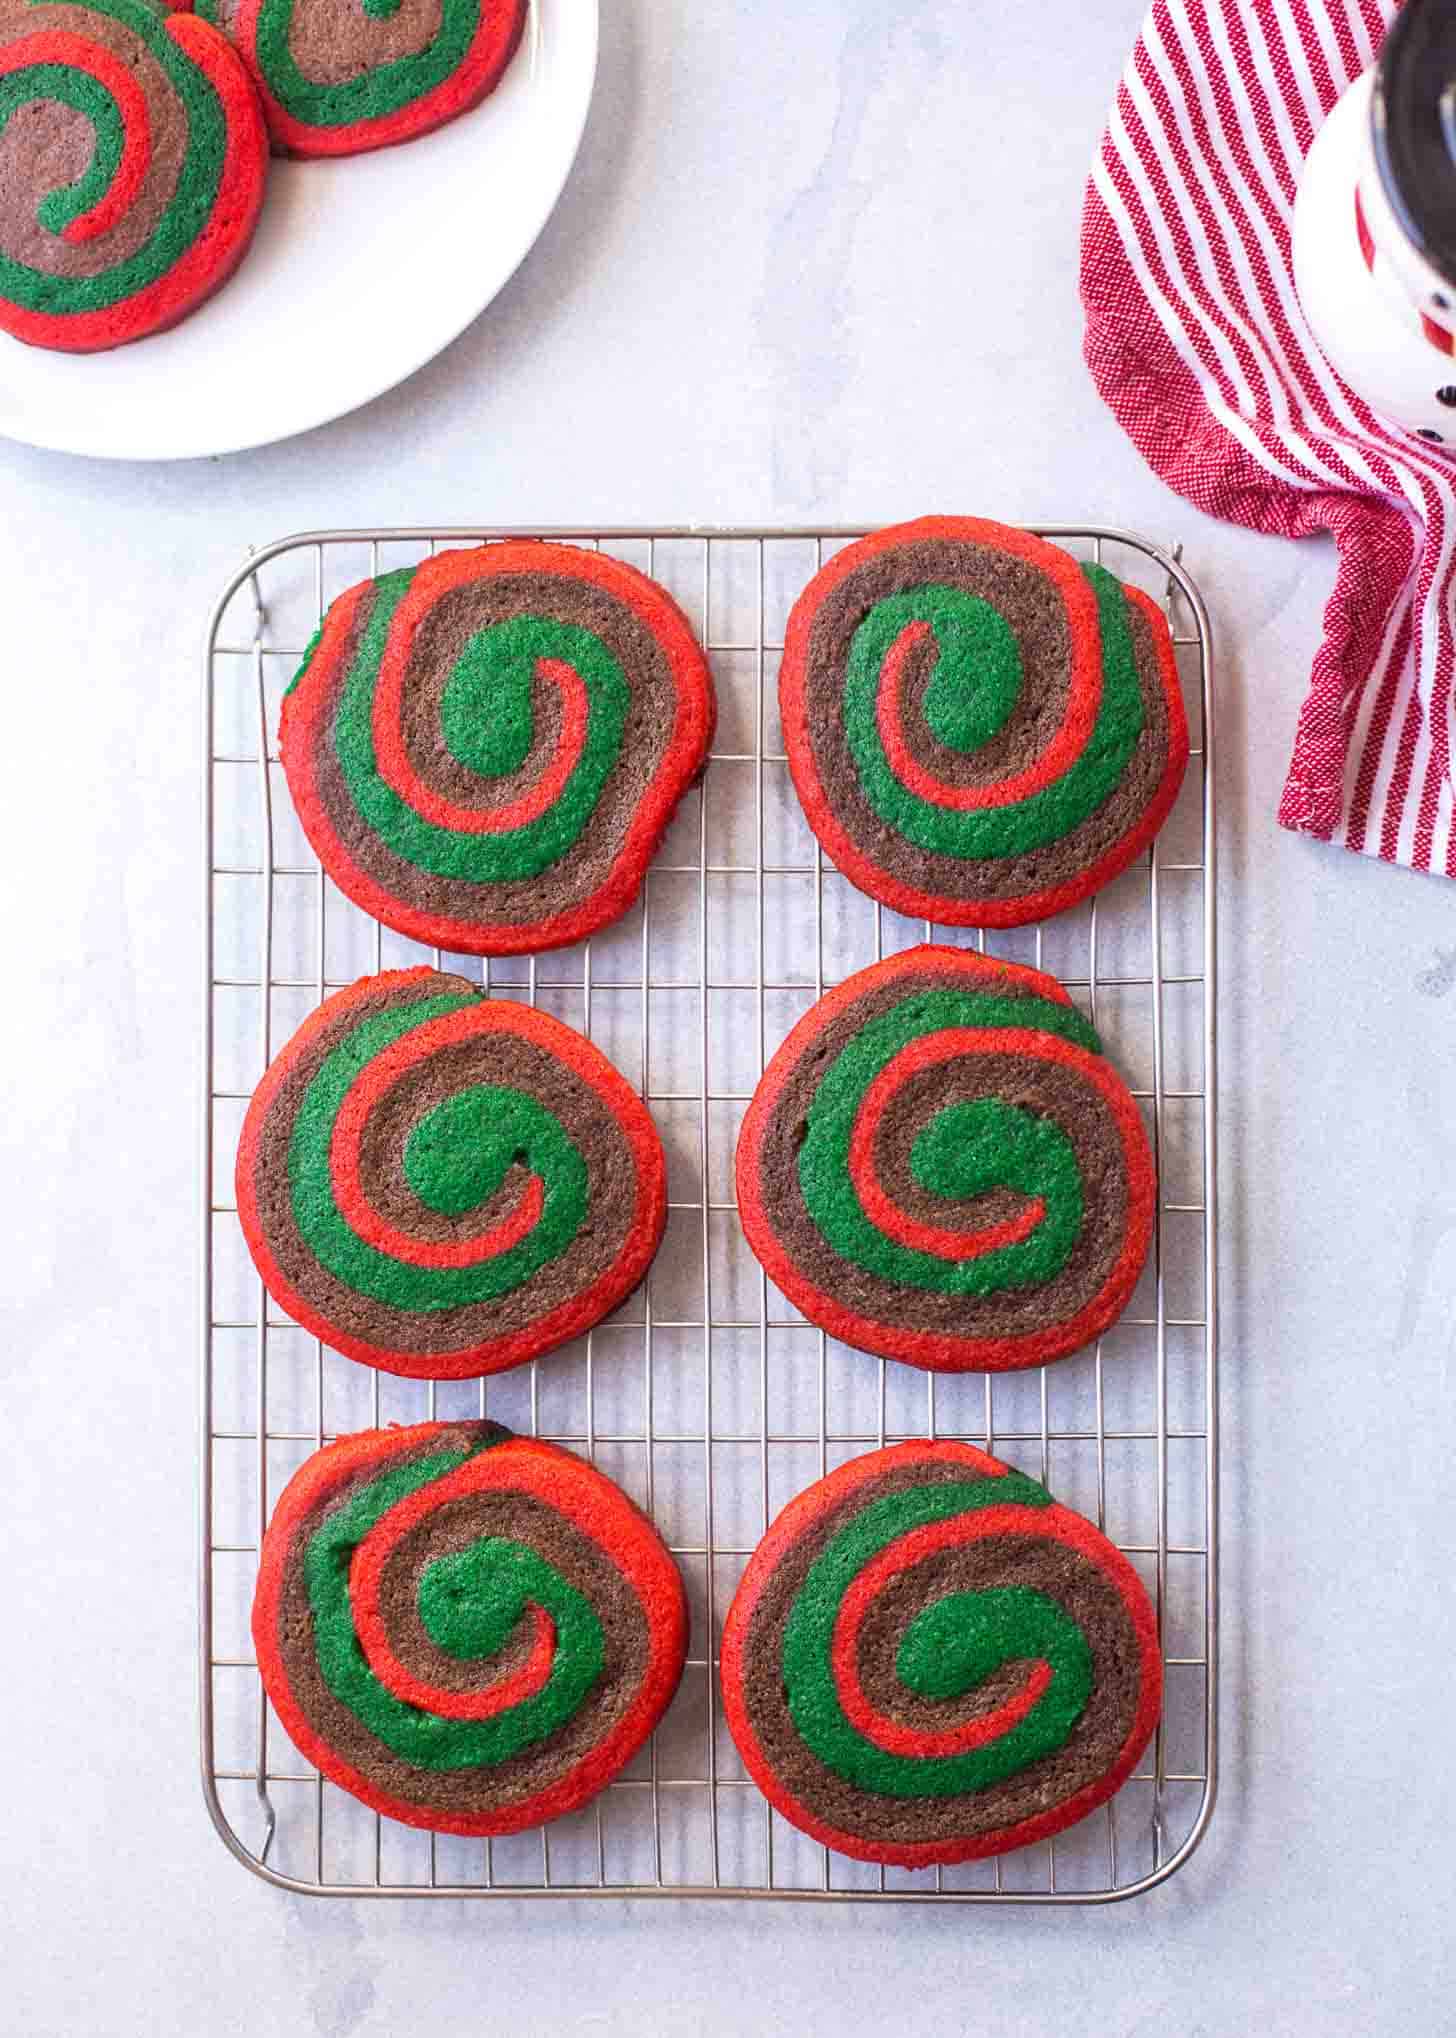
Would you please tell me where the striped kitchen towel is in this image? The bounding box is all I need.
[1081,0,1456,877]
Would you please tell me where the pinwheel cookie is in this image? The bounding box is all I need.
[0,0,268,351]
[236,969,666,1379]
[254,1422,687,1835]
[196,0,525,156]
[721,1440,1162,1866]
[780,516,1188,927]
[280,541,716,955]
[736,946,1154,1373]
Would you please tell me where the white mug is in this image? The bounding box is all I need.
[1293,0,1456,443]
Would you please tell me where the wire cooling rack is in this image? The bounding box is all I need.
[201,525,1217,1903]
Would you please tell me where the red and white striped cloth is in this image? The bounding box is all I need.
[1081,0,1456,876]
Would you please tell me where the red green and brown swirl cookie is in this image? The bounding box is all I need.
[280,542,716,956]
[736,945,1154,1373]
[195,0,523,157]
[236,968,666,1379]
[254,1421,687,1836]
[721,1440,1162,1865]
[0,0,268,351]
[779,516,1189,927]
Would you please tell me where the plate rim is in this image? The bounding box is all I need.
[0,0,599,463]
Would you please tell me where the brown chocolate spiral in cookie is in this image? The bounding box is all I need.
[0,0,267,350]
[254,1422,687,1835]
[720,1440,1162,1865]
[779,516,1188,926]
[236,969,666,1379]
[279,541,715,956]
[736,945,1155,1373]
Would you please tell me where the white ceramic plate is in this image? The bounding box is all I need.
[0,0,597,461]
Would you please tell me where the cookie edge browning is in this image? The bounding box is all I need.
[779,517,1189,928]
[235,967,668,1378]
[719,1439,1164,1867]
[252,1423,689,1837]
[279,541,717,955]
[734,946,1156,1373]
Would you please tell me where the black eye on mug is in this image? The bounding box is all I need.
[1419,427,1446,441]
[1438,386,1456,407]
[1435,292,1453,311]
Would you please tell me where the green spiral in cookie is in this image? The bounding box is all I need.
[778,515,1189,926]
[0,0,267,351]
[306,1442,605,1767]
[278,541,715,955]
[322,578,633,886]
[236,969,668,1380]
[841,567,1143,858]
[196,0,525,155]
[798,985,1099,1297]
[719,1440,1164,1865]
[783,1472,1095,1795]
[252,1421,689,1836]
[735,945,1157,1373]
[288,989,590,1310]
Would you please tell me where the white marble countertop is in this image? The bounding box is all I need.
[4,1,1454,2031]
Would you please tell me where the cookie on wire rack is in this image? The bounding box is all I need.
[779,516,1188,927]
[720,1439,1162,1867]
[0,0,269,351]
[736,945,1154,1374]
[236,968,666,1379]
[279,540,716,955]
[195,0,525,157]
[254,1421,687,1837]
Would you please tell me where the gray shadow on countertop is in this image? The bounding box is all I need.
[331,2,643,449]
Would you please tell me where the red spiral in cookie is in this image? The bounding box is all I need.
[721,1441,1162,1866]
[737,946,1155,1373]
[280,542,716,956]
[236,969,667,1379]
[254,1422,688,1836]
[0,0,267,352]
[197,0,524,157]
[779,516,1188,927]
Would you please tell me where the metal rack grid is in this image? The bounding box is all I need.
[201,525,1217,1904]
